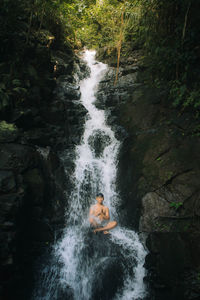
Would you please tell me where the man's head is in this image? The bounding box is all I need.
[96,193,104,204]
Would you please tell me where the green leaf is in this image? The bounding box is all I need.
[12,87,27,94]
[12,79,21,86]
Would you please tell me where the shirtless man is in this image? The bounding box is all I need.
[89,193,117,234]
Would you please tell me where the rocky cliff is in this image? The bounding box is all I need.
[0,49,89,299]
[1,45,200,299]
[97,50,200,300]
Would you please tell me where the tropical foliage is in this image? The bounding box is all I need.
[1,0,200,113]
[138,0,200,111]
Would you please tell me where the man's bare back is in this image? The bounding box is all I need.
[89,193,117,234]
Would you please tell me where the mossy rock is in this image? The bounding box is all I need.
[0,121,19,143]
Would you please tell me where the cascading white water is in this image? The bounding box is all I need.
[33,50,147,300]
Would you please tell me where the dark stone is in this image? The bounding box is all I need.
[13,109,44,130]
[73,57,91,81]
[52,56,72,77]
[85,232,126,300]
[112,125,128,141]
[95,51,200,300]
[145,233,200,300]
[88,129,111,157]
[31,220,54,242]
[0,47,89,300]
[0,144,37,172]
[92,257,124,300]
[0,194,19,219]
[0,171,16,193]
[56,82,81,101]
[23,168,44,205]
[40,101,66,125]
[0,121,19,143]
[32,206,42,219]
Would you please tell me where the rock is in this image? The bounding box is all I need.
[40,101,66,126]
[0,171,16,193]
[145,232,200,300]
[2,255,13,266]
[88,130,111,157]
[94,51,200,300]
[23,168,44,205]
[31,220,54,242]
[67,102,88,124]
[52,56,73,77]
[120,65,139,76]
[0,46,90,300]
[78,230,126,300]
[139,192,172,232]
[112,125,128,141]
[12,109,44,130]
[0,121,19,143]
[0,194,19,219]
[24,127,61,147]
[32,207,42,219]
[0,144,37,172]
[92,257,124,300]
[56,81,81,101]
[2,222,14,228]
[73,58,91,81]
[98,61,200,234]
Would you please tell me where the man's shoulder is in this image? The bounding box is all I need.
[90,204,96,209]
[103,205,109,210]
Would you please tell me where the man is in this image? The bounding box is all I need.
[89,193,117,234]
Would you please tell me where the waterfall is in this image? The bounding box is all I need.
[32,50,147,300]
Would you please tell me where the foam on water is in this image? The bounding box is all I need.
[32,50,147,300]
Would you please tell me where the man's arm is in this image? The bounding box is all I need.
[103,207,110,220]
[89,206,96,225]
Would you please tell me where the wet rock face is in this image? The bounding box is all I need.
[0,52,89,299]
[96,67,139,110]
[139,192,173,232]
[96,59,145,229]
[0,143,67,300]
[35,230,127,300]
[82,232,126,300]
[88,129,111,157]
[97,52,200,232]
[96,49,200,299]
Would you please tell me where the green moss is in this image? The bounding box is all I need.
[0,121,17,132]
[0,121,19,143]
[169,202,183,210]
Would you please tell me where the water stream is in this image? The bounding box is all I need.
[33,50,147,300]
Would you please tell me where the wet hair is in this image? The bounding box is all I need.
[96,193,104,198]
